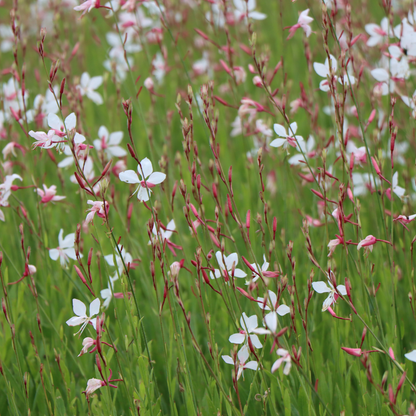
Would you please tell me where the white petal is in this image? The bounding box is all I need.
[65,113,77,130]
[276,304,290,316]
[147,172,166,185]
[336,285,347,296]
[66,316,86,326]
[371,68,389,82]
[119,170,140,184]
[64,248,77,260]
[241,313,258,332]
[244,361,259,370]
[233,268,247,278]
[313,62,329,78]
[229,333,245,344]
[48,113,62,130]
[249,334,262,348]
[273,123,287,137]
[108,131,123,146]
[237,345,249,362]
[89,76,103,90]
[137,186,150,201]
[222,355,234,365]
[312,281,331,293]
[405,350,416,362]
[89,298,101,316]
[264,312,277,333]
[98,125,109,141]
[49,249,60,261]
[139,158,153,179]
[270,138,286,148]
[87,91,103,105]
[72,299,87,317]
[104,254,115,266]
[108,146,127,157]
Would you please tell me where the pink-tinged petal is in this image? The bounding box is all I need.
[119,170,140,184]
[72,299,87,317]
[273,123,287,137]
[65,113,77,130]
[313,62,328,78]
[312,281,331,293]
[98,126,109,141]
[80,73,90,88]
[49,249,60,261]
[89,298,100,316]
[341,347,362,357]
[147,172,166,185]
[270,138,286,148]
[404,350,416,362]
[365,24,379,36]
[271,357,284,373]
[229,333,245,344]
[237,345,250,362]
[276,304,290,316]
[371,68,389,82]
[249,334,263,349]
[322,293,334,311]
[222,355,234,365]
[244,361,259,370]
[139,158,153,179]
[66,316,86,326]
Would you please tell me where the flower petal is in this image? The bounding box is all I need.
[72,299,87,317]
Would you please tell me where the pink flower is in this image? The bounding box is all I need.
[2,142,25,159]
[271,348,291,375]
[222,345,258,381]
[78,337,96,357]
[357,234,393,252]
[85,200,109,224]
[74,0,101,15]
[83,378,104,396]
[287,9,313,39]
[341,347,362,357]
[29,129,57,149]
[36,184,66,204]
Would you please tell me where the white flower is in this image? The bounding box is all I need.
[288,135,316,165]
[257,290,290,333]
[48,112,77,137]
[233,0,266,21]
[100,274,119,309]
[365,18,393,47]
[49,229,80,267]
[390,171,405,199]
[270,122,304,151]
[104,245,132,274]
[246,255,269,284]
[313,54,356,92]
[77,73,103,105]
[222,345,258,380]
[66,298,100,335]
[210,251,247,280]
[94,126,127,158]
[312,275,347,311]
[271,348,291,375]
[0,174,22,206]
[229,312,263,349]
[119,157,166,202]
